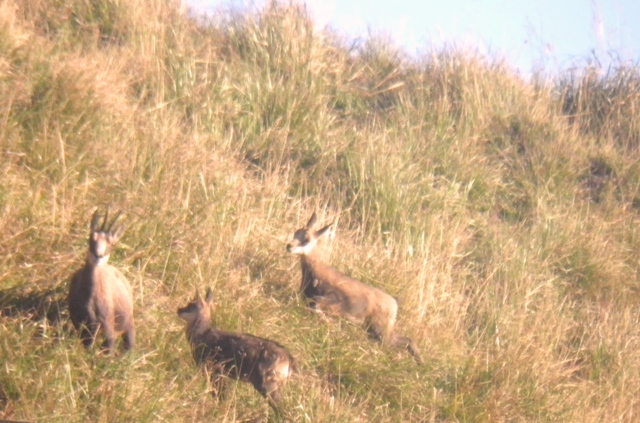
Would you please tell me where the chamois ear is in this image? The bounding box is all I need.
[110,224,126,243]
[306,212,318,229]
[101,205,111,232]
[204,287,214,304]
[315,223,332,238]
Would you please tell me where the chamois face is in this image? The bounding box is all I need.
[286,228,317,255]
[87,208,124,266]
[88,232,116,266]
[286,212,331,255]
[177,289,213,326]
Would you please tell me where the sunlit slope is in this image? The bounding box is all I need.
[1,1,639,422]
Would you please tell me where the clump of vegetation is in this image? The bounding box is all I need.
[1,0,639,421]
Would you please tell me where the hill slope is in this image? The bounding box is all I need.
[1,0,639,421]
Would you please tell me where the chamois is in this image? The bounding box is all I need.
[68,207,134,352]
[177,288,296,403]
[286,212,423,364]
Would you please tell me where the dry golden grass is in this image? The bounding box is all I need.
[1,0,640,422]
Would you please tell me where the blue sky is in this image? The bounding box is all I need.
[189,0,640,75]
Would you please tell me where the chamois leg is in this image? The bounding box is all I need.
[79,324,97,349]
[311,294,341,312]
[364,318,386,343]
[121,325,135,351]
[309,296,341,323]
[313,295,364,325]
[391,334,424,365]
[259,372,281,403]
[255,374,283,416]
[100,322,116,353]
[257,384,281,403]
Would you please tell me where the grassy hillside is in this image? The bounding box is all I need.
[1,0,640,421]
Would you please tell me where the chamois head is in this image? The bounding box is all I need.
[88,206,125,266]
[177,288,214,326]
[286,212,332,255]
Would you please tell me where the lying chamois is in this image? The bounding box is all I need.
[68,207,134,352]
[177,288,296,403]
[286,212,423,364]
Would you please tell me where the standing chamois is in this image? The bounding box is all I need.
[286,212,423,364]
[68,207,134,352]
[177,288,297,403]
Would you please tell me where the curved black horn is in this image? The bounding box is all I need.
[108,210,123,233]
[101,206,110,231]
[90,208,102,232]
[205,287,214,303]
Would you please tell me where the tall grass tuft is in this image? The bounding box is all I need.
[559,60,640,151]
[1,0,640,421]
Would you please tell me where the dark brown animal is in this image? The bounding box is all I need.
[286,212,423,364]
[177,288,296,403]
[68,207,134,352]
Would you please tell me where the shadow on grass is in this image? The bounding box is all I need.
[0,281,67,325]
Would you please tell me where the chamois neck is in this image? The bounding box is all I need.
[299,251,328,293]
[300,249,323,266]
[186,316,212,339]
[86,251,110,267]
[302,249,333,275]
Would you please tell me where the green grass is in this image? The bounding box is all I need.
[1,0,640,421]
